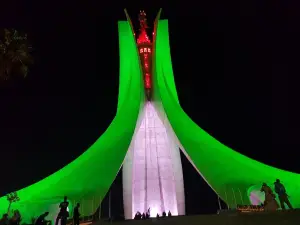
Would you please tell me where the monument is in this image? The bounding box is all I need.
[0,9,299,223]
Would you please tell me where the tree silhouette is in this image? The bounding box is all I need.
[0,29,33,80]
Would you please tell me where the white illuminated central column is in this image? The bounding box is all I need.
[123,102,185,219]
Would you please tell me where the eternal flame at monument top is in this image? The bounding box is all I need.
[0,8,300,223]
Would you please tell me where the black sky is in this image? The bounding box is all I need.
[1,1,300,217]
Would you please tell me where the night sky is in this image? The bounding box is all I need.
[1,1,300,217]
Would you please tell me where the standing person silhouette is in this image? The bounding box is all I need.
[274,179,293,210]
[55,196,69,225]
[73,203,80,225]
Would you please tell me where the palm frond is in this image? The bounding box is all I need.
[0,28,33,80]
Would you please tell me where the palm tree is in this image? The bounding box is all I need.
[0,29,33,80]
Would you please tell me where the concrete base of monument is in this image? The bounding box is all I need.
[88,209,300,225]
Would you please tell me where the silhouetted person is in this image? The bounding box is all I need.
[260,183,278,211]
[274,179,293,210]
[10,210,21,225]
[55,196,69,225]
[134,212,141,220]
[35,212,50,225]
[162,211,166,218]
[0,214,9,225]
[168,211,172,217]
[141,213,146,220]
[145,213,149,219]
[146,208,150,219]
[73,203,80,225]
[156,213,159,219]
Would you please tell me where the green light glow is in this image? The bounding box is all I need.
[1,12,299,222]
[152,18,300,208]
[0,21,144,223]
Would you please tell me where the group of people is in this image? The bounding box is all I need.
[157,211,172,218]
[36,196,81,225]
[0,210,21,225]
[134,208,172,220]
[0,196,81,225]
[260,179,293,211]
[0,184,294,225]
[51,196,80,225]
